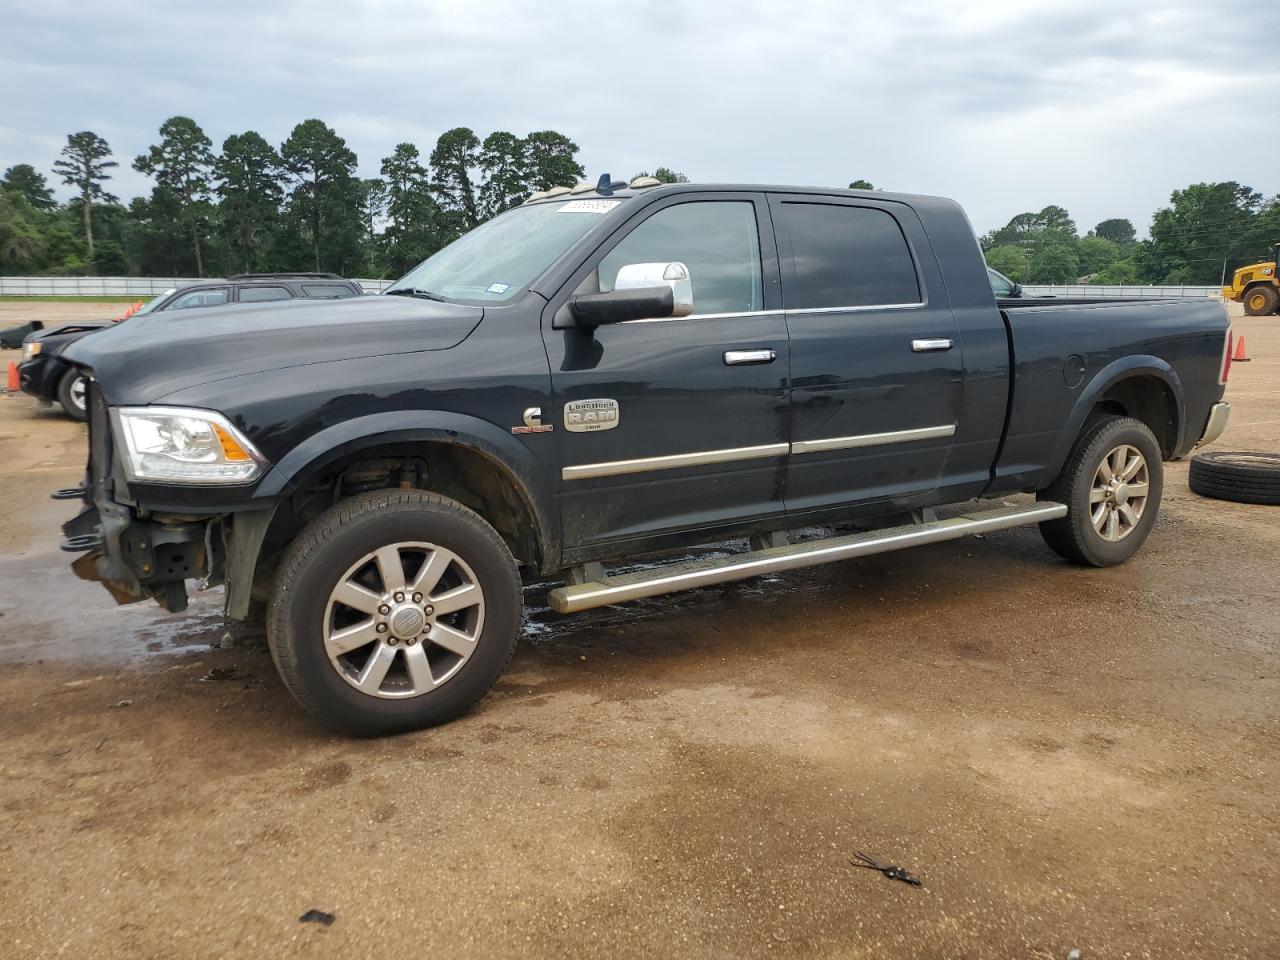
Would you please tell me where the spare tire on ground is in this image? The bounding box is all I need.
[1189,452,1280,505]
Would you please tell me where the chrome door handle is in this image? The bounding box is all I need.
[723,348,777,365]
[911,338,953,352]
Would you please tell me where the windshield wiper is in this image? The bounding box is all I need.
[384,287,449,302]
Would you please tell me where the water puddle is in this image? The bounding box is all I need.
[0,543,229,664]
[1,525,892,666]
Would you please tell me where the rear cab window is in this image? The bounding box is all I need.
[774,202,921,309]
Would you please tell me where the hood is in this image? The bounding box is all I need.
[64,295,484,405]
[30,321,110,346]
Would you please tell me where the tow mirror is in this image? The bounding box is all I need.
[614,262,693,316]
[567,261,694,328]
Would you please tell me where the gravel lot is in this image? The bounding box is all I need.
[1,303,1277,959]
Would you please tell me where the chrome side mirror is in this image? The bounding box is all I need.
[613,262,693,317]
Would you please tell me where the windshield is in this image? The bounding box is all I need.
[385,199,625,303]
[133,290,174,316]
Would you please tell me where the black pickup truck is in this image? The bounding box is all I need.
[58,180,1232,735]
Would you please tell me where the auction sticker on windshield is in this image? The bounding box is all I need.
[557,199,621,214]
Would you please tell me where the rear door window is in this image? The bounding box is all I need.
[777,203,921,309]
[237,285,292,302]
[302,283,359,299]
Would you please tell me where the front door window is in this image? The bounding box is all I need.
[598,201,763,316]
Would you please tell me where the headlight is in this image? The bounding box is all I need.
[112,406,266,484]
[21,341,41,362]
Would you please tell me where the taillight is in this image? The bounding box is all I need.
[1221,329,1233,384]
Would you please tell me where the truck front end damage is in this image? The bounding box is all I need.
[63,502,218,612]
[60,381,264,614]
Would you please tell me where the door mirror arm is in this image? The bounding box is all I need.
[556,261,695,329]
[569,286,675,327]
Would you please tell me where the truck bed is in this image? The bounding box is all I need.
[991,296,1229,493]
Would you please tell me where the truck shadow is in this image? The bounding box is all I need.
[513,520,1082,679]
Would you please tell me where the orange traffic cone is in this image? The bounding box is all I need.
[7,361,19,393]
[1233,335,1250,362]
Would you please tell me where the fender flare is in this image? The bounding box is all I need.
[226,411,559,619]
[258,409,558,565]
[1044,355,1185,483]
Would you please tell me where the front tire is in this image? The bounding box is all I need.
[268,490,521,736]
[57,368,88,421]
[1037,416,1164,566]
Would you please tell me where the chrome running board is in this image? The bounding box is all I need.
[548,502,1067,614]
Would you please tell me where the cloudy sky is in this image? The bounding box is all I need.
[3,0,1276,236]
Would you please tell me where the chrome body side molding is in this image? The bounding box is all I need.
[790,424,955,455]
[560,442,789,481]
[562,425,957,480]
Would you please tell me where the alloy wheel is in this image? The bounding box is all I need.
[69,376,87,412]
[1090,444,1150,542]
[323,541,485,699]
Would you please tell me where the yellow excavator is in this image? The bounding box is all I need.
[1223,244,1279,315]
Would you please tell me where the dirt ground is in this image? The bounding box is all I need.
[1,304,1277,959]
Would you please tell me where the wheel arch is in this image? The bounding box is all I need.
[226,412,558,619]
[1045,357,1184,485]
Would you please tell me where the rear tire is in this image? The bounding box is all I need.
[1243,285,1278,316]
[56,368,88,421]
[268,490,521,736]
[1037,416,1164,566]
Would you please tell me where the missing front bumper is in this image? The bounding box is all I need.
[61,502,214,612]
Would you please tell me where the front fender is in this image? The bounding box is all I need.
[258,409,557,563]
[1043,355,1184,484]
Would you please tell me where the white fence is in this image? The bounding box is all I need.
[1021,284,1221,299]
[0,276,394,296]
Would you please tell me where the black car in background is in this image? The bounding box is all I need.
[18,273,365,419]
[1,319,44,349]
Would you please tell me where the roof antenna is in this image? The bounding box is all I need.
[596,173,629,196]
